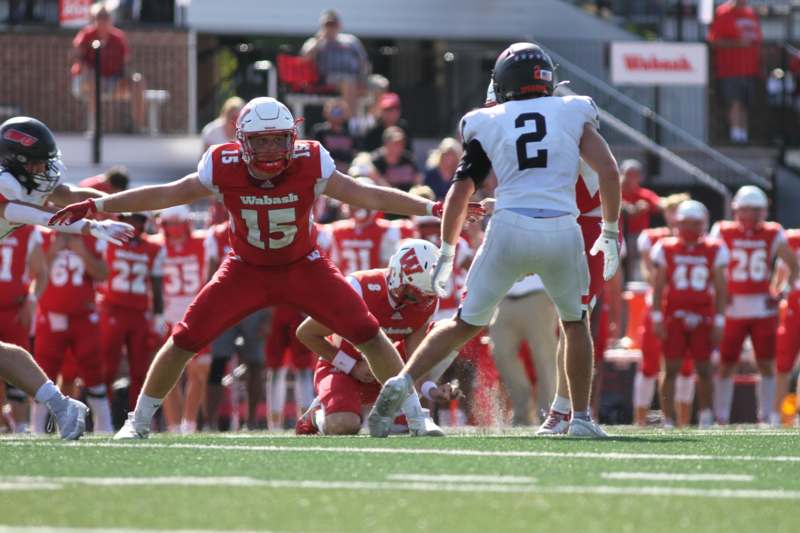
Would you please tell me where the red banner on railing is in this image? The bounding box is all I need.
[59,0,92,28]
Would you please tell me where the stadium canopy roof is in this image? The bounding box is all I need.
[186,0,635,41]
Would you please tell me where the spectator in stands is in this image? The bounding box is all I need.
[301,9,369,120]
[313,98,356,172]
[620,159,661,280]
[370,127,421,192]
[350,74,390,138]
[201,96,245,151]
[70,3,146,133]
[78,165,130,194]
[362,92,413,152]
[424,137,462,200]
[708,0,763,144]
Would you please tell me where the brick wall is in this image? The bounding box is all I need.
[0,27,189,133]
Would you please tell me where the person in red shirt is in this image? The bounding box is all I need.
[33,230,112,433]
[774,228,800,425]
[70,4,145,132]
[99,213,166,411]
[0,225,47,433]
[650,201,728,428]
[711,186,798,425]
[295,240,453,435]
[50,97,482,439]
[79,166,130,196]
[708,0,763,144]
[620,159,661,281]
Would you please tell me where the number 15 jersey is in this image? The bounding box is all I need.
[459,95,599,215]
[197,141,336,267]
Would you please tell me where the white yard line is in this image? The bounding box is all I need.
[6,440,799,463]
[387,474,536,484]
[0,527,295,533]
[602,472,754,482]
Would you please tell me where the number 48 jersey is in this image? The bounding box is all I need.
[458,95,599,215]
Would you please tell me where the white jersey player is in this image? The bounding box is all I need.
[368,42,622,438]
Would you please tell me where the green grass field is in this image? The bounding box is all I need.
[1,427,799,533]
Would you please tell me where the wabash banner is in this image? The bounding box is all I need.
[59,0,91,28]
[610,42,708,86]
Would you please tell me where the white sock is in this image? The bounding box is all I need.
[551,395,571,414]
[14,422,29,434]
[633,373,656,408]
[34,380,62,404]
[314,408,326,435]
[133,393,162,430]
[295,369,315,410]
[714,376,734,424]
[180,419,197,434]
[675,375,696,404]
[270,367,288,424]
[758,375,776,422]
[30,402,49,434]
[86,385,113,433]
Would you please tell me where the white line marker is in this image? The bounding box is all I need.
[3,476,273,487]
[6,441,798,464]
[602,472,754,482]
[388,474,536,484]
[0,527,295,533]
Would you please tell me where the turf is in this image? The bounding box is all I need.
[1,427,799,533]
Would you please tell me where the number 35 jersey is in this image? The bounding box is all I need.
[197,141,336,267]
[459,95,599,215]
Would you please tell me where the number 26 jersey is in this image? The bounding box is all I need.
[197,141,336,267]
[459,94,599,215]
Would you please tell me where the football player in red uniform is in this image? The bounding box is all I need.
[155,205,208,433]
[650,201,727,427]
[33,229,112,433]
[51,97,481,439]
[775,228,800,425]
[711,186,798,424]
[99,213,166,411]
[295,240,451,435]
[0,225,47,432]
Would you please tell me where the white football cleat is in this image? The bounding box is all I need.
[567,417,609,438]
[768,412,782,428]
[408,416,445,437]
[536,410,570,436]
[55,397,89,440]
[698,409,714,429]
[113,413,150,440]
[368,375,412,438]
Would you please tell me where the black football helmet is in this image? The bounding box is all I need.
[0,116,62,193]
[492,42,557,103]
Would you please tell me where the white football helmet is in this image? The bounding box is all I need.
[675,200,708,222]
[387,239,440,307]
[159,205,192,223]
[159,205,192,239]
[731,185,768,210]
[235,97,299,178]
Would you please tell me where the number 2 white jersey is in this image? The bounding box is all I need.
[460,95,599,215]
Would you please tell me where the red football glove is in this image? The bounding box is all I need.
[49,198,97,226]
[431,201,486,222]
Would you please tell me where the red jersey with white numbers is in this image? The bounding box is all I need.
[318,268,436,370]
[154,231,206,324]
[784,229,800,309]
[638,226,672,256]
[197,141,335,267]
[712,221,785,295]
[652,236,728,314]
[329,217,404,275]
[103,235,165,311]
[0,225,38,308]
[205,221,232,265]
[38,230,103,314]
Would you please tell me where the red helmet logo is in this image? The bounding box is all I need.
[3,128,37,147]
[398,248,424,276]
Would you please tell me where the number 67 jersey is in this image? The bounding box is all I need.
[197,140,336,266]
[459,94,598,214]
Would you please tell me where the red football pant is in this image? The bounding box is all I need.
[639,310,694,376]
[662,316,713,362]
[34,310,104,386]
[101,304,153,409]
[173,254,379,354]
[720,316,778,364]
[314,364,379,416]
[0,306,29,349]
[777,304,800,373]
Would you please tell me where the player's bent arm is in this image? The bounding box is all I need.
[713,266,727,316]
[776,241,799,289]
[48,184,106,207]
[323,171,434,217]
[28,242,49,300]
[1,202,93,237]
[295,317,339,361]
[93,174,212,214]
[441,179,474,247]
[650,265,667,317]
[579,124,620,224]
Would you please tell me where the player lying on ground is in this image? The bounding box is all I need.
[368,42,621,438]
[50,97,484,439]
[295,240,460,435]
[0,116,135,439]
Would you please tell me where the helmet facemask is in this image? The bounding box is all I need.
[677,218,705,243]
[238,129,297,180]
[5,153,62,194]
[734,206,765,231]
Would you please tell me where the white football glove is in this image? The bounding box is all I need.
[87,219,135,246]
[589,221,620,281]
[432,243,456,298]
